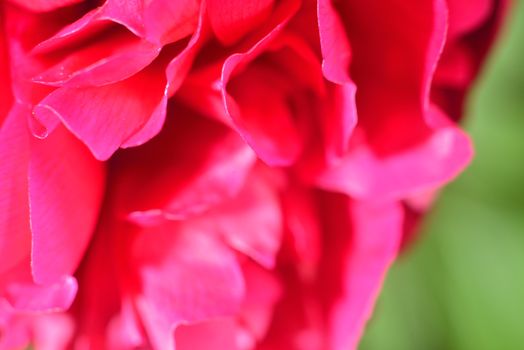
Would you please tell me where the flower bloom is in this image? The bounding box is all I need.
[0,0,507,349]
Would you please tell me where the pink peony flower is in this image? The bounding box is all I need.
[0,0,508,349]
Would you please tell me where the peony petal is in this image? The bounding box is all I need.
[334,0,446,151]
[5,276,77,312]
[32,33,161,88]
[7,0,82,12]
[192,170,283,268]
[115,104,256,222]
[281,186,322,273]
[142,0,200,45]
[224,63,303,166]
[0,12,12,123]
[175,318,240,350]
[447,0,494,37]
[316,0,359,160]
[319,197,404,350]
[102,0,200,44]
[133,224,245,350]
[0,105,31,276]
[219,0,304,166]
[314,107,473,200]
[433,0,509,120]
[0,300,31,350]
[31,313,75,350]
[29,125,105,284]
[67,214,124,350]
[31,8,162,88]
[34,60,167,160]
[316,0,352,85]
[320,82,357,162]
[207,0,275,45]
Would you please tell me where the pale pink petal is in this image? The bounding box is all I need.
[29,125,105,284]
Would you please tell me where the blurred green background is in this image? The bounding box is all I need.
[360,2,524,350]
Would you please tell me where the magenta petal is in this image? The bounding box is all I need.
[117,108,256,221]
[0,18,12,122]
[175,319,239,350]
[447,0,494,37]
[0,105,31,276]
[220,0,302,166]
[142,0,200,44]
[5,276,77,312]
[321,83,357,162]
[334,0,447,150]
[224,63,303,166]
[133,225,245,350]
[329,200,403,349]
[34,65,166,160]
[316,0,358,161]
[7,0,82,12]
[33,37,161,88]
[208,0,275,45]
[316,0,352,85]
[315,122,473,200]
[194,171,283,268]
[29,125,105,284]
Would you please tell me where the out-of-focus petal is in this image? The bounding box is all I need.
[314,108,473,200]
[433,0,509,120]
[320,198,403,350]
[191,169,283,268]
[447,0,494,37]
[0,11,12,123]
[115,104,256,222]
[132,225,245,350]
[4,276,77,312]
